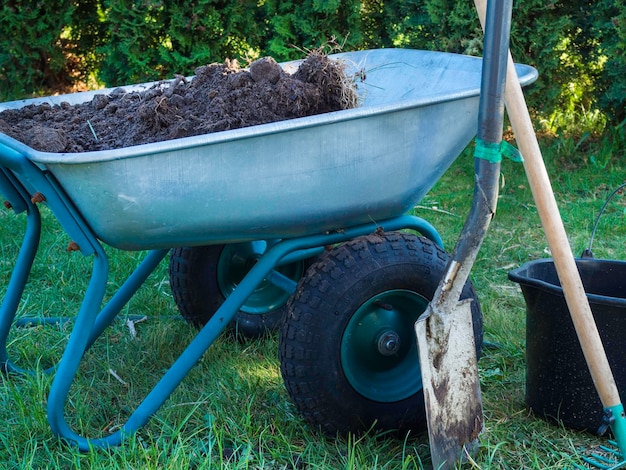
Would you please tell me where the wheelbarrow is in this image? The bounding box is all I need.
[0,48,537,451]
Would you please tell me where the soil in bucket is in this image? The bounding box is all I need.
[0,51,358,153]
[509,257,626,433]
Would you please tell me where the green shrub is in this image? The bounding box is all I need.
[0,1,624,127]
[0,1,102,101]
[589,0,626,124]
[360,0,624,129]
[359,0,604,128]
[260,0,364,60]
[97,0,264,86]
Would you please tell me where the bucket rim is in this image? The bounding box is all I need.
[508,257,626,307]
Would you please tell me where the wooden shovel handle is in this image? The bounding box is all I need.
[474,0,621,409]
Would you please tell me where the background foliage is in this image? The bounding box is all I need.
[0,0,624,126]
[0,1,103,99]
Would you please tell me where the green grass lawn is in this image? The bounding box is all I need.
[0,134,624,469]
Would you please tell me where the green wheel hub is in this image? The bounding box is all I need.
[217,241,303,314]
[341,289,427,403]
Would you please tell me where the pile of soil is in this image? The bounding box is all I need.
[0,52,358,153]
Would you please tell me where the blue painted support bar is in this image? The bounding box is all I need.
[278,246,325,266]
[266,269,298,295]
[0,139,96,257]
[0,190,41,374]
[5,251,167,373]
[0,165,168,375]
[43,214,441,450]
[47,241,110,447]
[85,249,169,350]
[401,215,444,248]
[0,168,28,214]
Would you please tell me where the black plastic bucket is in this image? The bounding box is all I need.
[508,258,626,433]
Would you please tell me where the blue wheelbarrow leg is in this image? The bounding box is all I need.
[46,214,442,450]
[0,168,28,214]
[45,243,168,449]
[85,249,169,350]
[0,167,168,374]
[0,171,41,374]
[47,236,279,450]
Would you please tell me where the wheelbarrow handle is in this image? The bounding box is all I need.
[473,0,621,410]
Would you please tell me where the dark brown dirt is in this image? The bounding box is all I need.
[0,53,357,153]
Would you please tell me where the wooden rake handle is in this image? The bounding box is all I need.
[473,0,621,409]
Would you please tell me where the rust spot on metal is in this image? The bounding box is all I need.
[31,192,46,204]
[470,413,484,441]
[431,343,449,370]
[433,375,450,406]
[3,200,11,209]
[67,241,80,252]
[426,317,450,371]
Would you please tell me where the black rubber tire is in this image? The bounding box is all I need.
[169,244,302,338]
[279,231,483,436]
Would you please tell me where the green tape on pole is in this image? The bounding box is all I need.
[500,140,524,162]
[474,138,523,163]
[607,404,626,462]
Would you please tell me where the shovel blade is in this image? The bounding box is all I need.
[415,299,483,469]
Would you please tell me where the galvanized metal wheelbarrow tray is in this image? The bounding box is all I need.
[0,48,537,450]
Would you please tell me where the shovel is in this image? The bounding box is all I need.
[414,0,513,467]
[473,0,626,466]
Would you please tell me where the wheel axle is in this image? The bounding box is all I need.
[377,330,401,356]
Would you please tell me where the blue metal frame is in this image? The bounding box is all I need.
[0,144,444,450]
[0,169,41,375]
